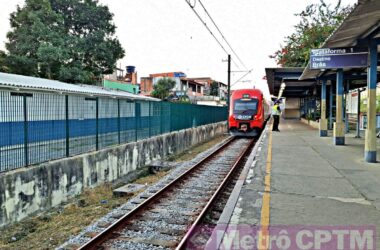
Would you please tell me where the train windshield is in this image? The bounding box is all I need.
[233,99,258,115]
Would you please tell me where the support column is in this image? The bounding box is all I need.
[345,81,350,133]
[365,41,378,163]
[334,69,345,145]
[329,84,333,130]
[355,89,361,138]
[320,79,328,137]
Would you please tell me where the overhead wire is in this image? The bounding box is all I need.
[232,68,253,86]
[197,0,248,70]
[185,0,240,69]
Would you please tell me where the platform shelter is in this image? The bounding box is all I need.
[265,67,318,120]
[300,0,380,162]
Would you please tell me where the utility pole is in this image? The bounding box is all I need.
[227,54,231,127]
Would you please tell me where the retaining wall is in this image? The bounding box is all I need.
[0,121,227,227]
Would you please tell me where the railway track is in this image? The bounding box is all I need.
[77,137,255,250]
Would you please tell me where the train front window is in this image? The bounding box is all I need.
[234,99,258,115]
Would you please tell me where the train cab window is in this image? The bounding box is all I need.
[234,99,258,115]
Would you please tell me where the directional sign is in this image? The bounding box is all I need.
[310,48,368,69]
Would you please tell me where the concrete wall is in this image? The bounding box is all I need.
[284,98,300,119]
[284,109,300,119]
[285,98,300,109]
[0,121,227,227]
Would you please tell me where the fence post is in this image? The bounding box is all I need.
[148,101,151,137]
[160,102,163,135]
[117,99,121,144]
[169,103,172,132]
[135,101,138,142]
[65,95,69,157]
[188,104,191,128]
[96,97,99,151]
[23,94,29,166]
[190,104,193,127]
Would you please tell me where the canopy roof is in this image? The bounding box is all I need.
[300,0,380,81]
[266,68,317,97]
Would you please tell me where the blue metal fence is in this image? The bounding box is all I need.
[300,97,320,120]
[0,89,227,172]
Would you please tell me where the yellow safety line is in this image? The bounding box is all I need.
[258,127,272,250]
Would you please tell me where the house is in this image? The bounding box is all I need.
[180,78,205,97]
[139,72,227,106]
[186,77,227,100]
[140,77,153,96]
[103,66,140,94]
[140,72,188,96]
[150,72,187,91]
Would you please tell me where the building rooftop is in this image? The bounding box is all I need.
[181,78,206,86]
[149,72,187,78]
[0,72,159,101]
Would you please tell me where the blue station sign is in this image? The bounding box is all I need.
[310,48,368,69]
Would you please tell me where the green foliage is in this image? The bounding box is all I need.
[271,0,353,67]
[5,0,66,78]
[178,97,191,104]
[176,95,191,104]
[151,78,176,100]
[167,94,191,103]
[0,51,9,73]
[3,0,124,84]
[209,81,219,96]
[50,0,124,84]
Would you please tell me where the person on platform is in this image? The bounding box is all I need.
[272,100,281,132]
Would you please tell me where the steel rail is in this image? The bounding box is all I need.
[78,136,236,250]
[175,138,255,249]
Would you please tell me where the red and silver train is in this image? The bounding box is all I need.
[228,89,271,137]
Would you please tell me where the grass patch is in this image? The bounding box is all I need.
[0,171,169,250]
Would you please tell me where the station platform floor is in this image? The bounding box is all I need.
[228,119,380,247]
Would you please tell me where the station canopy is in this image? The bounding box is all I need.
[265,67,317,98]
[299,0,380,88]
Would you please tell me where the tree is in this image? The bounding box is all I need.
[0,51,9,73]
[5,0,67,79]
[271,0,353,67]
[50,0,124,84]
[209,81,219,96]
[4,0,124,84]
[151,78,176,100]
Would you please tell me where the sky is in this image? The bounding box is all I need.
[0,0,357,97]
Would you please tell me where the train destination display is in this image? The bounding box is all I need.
[310,48,368,69]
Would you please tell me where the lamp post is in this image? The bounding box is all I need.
[278,82,286,99]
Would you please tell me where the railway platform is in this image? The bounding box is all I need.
[225,119,380,249]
